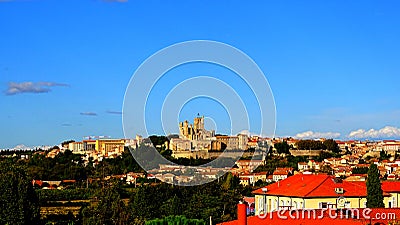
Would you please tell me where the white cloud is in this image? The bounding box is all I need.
[238,130,252,136]
[5,81,68,95]
[348,126,400,139]
[295,131,341,139]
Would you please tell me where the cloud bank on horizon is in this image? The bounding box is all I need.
[295,131,341,139]
[5,81,69,95]
[294,126,400,140]
[348,126,400,139]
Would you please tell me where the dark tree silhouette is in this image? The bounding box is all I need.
[0,162,40,225]
[366,164,384,208]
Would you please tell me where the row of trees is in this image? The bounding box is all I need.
[295,139,340,152]
[273,139,340,155]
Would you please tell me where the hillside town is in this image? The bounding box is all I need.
[2,115,400,188]
[2,115,400,224]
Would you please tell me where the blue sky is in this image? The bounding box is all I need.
[1,0,400,148]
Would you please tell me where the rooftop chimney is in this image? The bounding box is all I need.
[238,201,247,225]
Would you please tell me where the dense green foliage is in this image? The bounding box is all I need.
[145,216,205,225]
[254,155,306,173]
[82,187,130,225]
[296,140,326,150]
[36,188,95,203]
[27,150,88,181]
[380,150,391,160]
[274,141,291,154]
[316,151,333,162]
[323,139,340,153]
[296,139,339,152]
[366,164,385,208]
[129,173,242,224]
[0,161,40,225]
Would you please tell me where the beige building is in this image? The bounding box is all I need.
[68,142,84,154]
[235,160,264,173]
[82,138,126,156]
[169,138,192,151]
[216,136,239,150]
[96,139,126,156]
[238,134,249,150]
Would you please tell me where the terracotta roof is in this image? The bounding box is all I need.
[254,172,268,175]
[243,197,255,205]
[382,181,400,193]
[32,180,43,186]
[253,174,390,198]
[62,180,76,183]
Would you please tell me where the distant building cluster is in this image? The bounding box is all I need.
[47,135,143,162]
[169,115,268,159]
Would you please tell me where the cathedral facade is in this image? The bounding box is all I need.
[179,115,215,141]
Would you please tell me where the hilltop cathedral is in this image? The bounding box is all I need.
[179,114,215,141]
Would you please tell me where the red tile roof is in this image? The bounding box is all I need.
[243,197,255,205]
[253,174,390,198]
[382,181,400,193]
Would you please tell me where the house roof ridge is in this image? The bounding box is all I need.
[303,174,331,197]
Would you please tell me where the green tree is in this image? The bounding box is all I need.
[160,195,182,216]
[296,140,326,150]
[320,165,333,175]
[317,151,333,162]
[366,164,384,208]
[380,150,391,160]
[82,187,129,225]
[145,215,205,225]
[323,139,340,153]
[0,162,40,225]
[274,141,291,154]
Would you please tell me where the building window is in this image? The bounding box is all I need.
[320,202,329,209]
[258,198,264,213]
